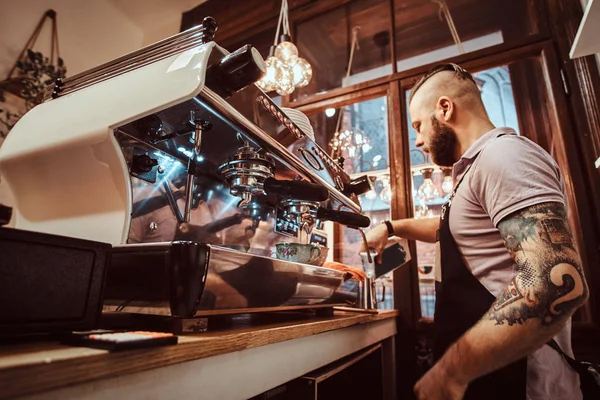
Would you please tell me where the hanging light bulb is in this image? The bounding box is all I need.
[441,167,453,194]
[262,1,313,95]
[380,175,392,204]
[275,63,295,95]
[415,199,429,219]
[256,53,282,92]
[289,56,312,87]
[365,189,377,201]
[275,35,299,62]
[380,185,392,204]
[418,168,441,201]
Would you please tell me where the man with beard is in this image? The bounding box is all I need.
[362,63,588,399]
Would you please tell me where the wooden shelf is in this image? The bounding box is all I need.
[0,310,398,399]
[570,0,600,58]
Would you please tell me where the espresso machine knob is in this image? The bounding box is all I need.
[0,204,12,226]
[131,154,159,173]
[209,44,266,97]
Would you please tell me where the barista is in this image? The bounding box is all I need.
[362,63,588,399]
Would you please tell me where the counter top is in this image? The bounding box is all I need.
[0,309,398,399]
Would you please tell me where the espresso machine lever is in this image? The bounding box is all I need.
[263,177,328,202]
[315,208,371,228]
[316,208,373,263]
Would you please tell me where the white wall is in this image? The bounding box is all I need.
[141,16,181,46]
[105,0,208,47]
[0,0,144,77]
[0,0,145,223]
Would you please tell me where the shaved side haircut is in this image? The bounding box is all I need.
[409,63,486,113]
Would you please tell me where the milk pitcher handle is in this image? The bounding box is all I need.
[375,282,386,306]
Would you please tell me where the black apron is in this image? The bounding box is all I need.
[433,163,527,400]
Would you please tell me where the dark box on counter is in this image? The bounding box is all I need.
[0,227,111,336]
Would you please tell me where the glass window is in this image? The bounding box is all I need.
[406,65,519,318]
[307,95,394,309]
[295,0,393,100]
[227,28,274,61]
[308,97,389,176]
[394,0,544,72]
[293,0,543,102]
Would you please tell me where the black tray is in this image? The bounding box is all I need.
[0,228,111,336]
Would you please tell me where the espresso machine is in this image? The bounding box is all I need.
[0,18,376,325]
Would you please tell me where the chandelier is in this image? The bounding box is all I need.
[328,26,363,161]
[330,128,371,159]
[256,0,312,95]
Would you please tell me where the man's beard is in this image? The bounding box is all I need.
[426,116,458,167]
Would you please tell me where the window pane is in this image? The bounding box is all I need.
[405,64,519,318]
[295,0,393,100]
[394,0,544,72]
[308,97,389,176]
[308,95,393,309]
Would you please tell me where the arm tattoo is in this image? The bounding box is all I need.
[486,202,588,327]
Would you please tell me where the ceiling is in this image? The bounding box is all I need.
[108,0,208,31]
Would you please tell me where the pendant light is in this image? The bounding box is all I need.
[256,0,312,95]
[418,168,441,201]
[328,27,363,161]
[441,167,453,194]
[432,0,464,54]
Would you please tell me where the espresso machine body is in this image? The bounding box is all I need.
[0,18,371,318]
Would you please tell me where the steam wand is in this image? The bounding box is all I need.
[314,207,372,263]
[184,112,212,222]
[358,228,373,264]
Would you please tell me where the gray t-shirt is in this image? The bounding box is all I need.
[447,127,581,400]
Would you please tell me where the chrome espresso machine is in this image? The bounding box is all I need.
[0,18,376,327]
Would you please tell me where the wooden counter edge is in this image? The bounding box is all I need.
[0,310,399,399]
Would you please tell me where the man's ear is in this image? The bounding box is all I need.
[437,96,454,122]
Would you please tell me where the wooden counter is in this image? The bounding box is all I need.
[0,309,398,400]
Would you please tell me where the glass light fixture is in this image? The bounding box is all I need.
[364,189,377,201]
[414,199,429,219]
[256,55,283,92]
[275,63,295,95]
[379,175,392,204]
[380,185,392,204]
[275,40,298,62]
[330,129,370,159]
[418,168,441,201]
[255,1,312,95]
[289,56,312,87]
[441,167,453,194]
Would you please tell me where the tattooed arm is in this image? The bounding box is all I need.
[487,202,588,327]
[415,202,589,397]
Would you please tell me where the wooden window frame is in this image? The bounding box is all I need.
[298,40,600,336]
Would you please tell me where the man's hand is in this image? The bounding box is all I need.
[414,362,467,400]
[360,223,388,263]
[361,218,439,262]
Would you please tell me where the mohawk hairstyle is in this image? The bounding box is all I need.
[408,63,477,104]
